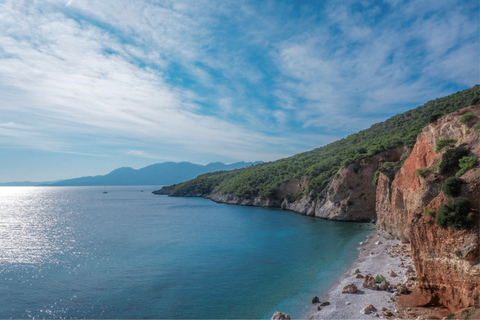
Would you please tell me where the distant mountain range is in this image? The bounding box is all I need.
[0,180,62,187]
[34,161,260,186]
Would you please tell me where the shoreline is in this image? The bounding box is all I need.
[305,229,417,319]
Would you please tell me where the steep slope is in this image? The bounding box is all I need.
[376,105,480,311]
[158,86,480,222]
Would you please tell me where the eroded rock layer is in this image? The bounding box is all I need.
[376,105,480,311]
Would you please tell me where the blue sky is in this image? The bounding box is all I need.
[0,0,478,182]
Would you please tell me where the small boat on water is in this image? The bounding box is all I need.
[103,186,108,194]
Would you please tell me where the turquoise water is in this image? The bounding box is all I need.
[0,186,372,319]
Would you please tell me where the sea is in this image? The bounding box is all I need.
[0,186,373,319]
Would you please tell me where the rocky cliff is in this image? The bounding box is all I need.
[159,105,480,313]
[376,105,480,312]
[204,149,405,222]
[281,148,405,221]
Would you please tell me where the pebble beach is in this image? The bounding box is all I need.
[305,230,418,320]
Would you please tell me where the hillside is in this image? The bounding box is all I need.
[156,85,480,199]
[48,161,260,186]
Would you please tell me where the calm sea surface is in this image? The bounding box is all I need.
[0,186,372,319]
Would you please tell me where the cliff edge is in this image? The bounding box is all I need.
[376,105,480,312]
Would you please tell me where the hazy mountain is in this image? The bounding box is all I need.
[0,180,61,186]
[45,161,262,186]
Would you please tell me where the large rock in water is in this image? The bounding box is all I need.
[270,311,290,320]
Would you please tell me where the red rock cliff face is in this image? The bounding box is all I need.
[376,106,480,311]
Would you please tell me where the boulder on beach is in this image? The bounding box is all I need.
[354,273,364,279]
[378,280,390,290]
[363,275,378,290]
[271,311,290,320]
[320,301,330,306]
[352,268,360,274]
[341,283,358,294]
[388,270,397,277]
[360,304,375,314]
[311,296,320,303]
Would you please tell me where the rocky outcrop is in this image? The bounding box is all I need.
[376,105,480,311]
[281,148,404,221]
[206,192,281,207]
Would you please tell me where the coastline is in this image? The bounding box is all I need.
[305,229,417,319]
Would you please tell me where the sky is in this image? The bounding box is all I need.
[0,0,479,182]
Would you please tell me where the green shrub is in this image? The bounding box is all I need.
[459,112,476,124]
[435,197,475,230]
[435,138,457,153]
[474,122,480,132]
[429,113,443,123]
[438,147,469,174]
[415,168,431,178]
[456,156,477,177]
[383,161,395,168]
[422,208,436,217]
[442,177,464,197]
[372,170,380,186]
[375,274,386,283]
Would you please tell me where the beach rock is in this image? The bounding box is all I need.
[378,280,390,290]
[341,283,358,294]
[363,275,378,290]
[397,285,408,294]
[320,301,330,306]
[354,273,364,279]
[388,270,397,277]
[346,302,351,305]
[353,268,360,274]
[383,309,393,317]
[271,311,290,320]
[375,241,382,245]
[316,306,321,311]
[311,296,319,304]
[360,304,375,314]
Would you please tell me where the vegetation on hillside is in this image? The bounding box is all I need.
[163,85,480,199]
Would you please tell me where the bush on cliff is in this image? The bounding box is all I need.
[435,138,457,153]
[415,167,431,178]
[435,197,475,230]
[441,177,464,197]
[456,156,477,177]
[438,147,469,174]
[474,122,480,132]
[372,170,380,186]
[459,112,476,124]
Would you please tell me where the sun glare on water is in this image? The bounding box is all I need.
[0,187,75,265]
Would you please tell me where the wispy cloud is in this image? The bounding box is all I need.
[0,0,478,180]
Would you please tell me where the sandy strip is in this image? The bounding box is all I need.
[305,229,415,320]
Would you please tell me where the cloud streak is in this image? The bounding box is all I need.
[0,0,478,181]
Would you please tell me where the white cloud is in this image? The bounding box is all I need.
[0,0,477,172]
[0,0,307,163]
[271,0,479,131]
